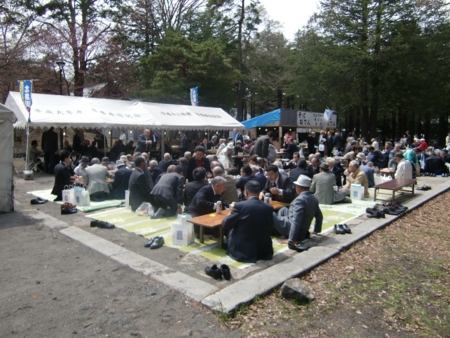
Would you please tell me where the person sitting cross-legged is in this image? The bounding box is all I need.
[221,180,274,263]
[272,175,323,251]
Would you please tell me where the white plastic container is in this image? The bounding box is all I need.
[125,190,130,209]
[350,184,363,201]
[23,170,34,180]
[171,222,195,246]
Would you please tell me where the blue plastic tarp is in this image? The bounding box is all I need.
[241,109,281,130]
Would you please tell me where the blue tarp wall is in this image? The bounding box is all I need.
[241,109,281,130]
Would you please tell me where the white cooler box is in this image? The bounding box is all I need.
[171,214,195,246]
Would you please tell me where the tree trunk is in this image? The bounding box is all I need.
[235,0,245,121]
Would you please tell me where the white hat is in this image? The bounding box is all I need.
[227,142,234,149]
[116,160,126,167]
[294,175,312,188]
[120,155,128,162]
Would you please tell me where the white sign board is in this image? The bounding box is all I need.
[297,111,337,128]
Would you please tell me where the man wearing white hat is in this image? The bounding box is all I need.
[273,175,323,252]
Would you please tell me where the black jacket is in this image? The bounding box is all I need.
[289,167,312,182]
[149,167,163,185]
[262,172,295,203]
[186,157,212,182]
[251,135,271,159]
[330,165,343,187]
[128,168,151,211]
[111,167,132,199]
[222,197,273,263]
[187,185,227,217]
[51,162,71,201]
[184,180,208,208]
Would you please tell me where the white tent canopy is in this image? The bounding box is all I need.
[0,103,16,212]
[5,91,243,130]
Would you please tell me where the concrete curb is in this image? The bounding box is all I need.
[60,226,218,302]
[201,181,450,314]
[26,210,70,229]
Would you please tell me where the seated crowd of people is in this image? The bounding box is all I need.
[47,128,450,264]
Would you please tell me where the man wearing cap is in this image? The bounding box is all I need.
[221,180,273,263]
[394,152,413,179]
[273,175,323,251]
[110,160,133,199]
[136,129,153,153]
[83,158,114,201]
[261,165,296,203]
[179,131,189,156]
[310,163,349,204]
[340,160,369,198]
[74,156,90,177]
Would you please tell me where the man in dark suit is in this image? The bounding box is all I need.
[149,160,163,185]
[289,158,312,182]
[326,131,334,157]
[51,150,75,201]
[149,130,158,150]
[135,129,153,153]
[262,165,295,203]
[333,130,345,154]
[158,153,178,173]
[327,157,343,187]
[41,126,58,174]
[186,146,212,182]
[149,165,185,218]
[184,167,208,208]
[307,157,320,177]
[426,150,448,175]
[283,137,298,160]
[128,156,152,211]
[251,131,274,160]
[233,128,244,146]
[222,180,273,263]
[179,130,189,156]
[187,176,228,218]
[236,165,255,195]
[368,146,385,169]
[250,165,267,190]
[110,160,132,199]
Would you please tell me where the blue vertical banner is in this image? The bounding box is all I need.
[19,80,33,122]
[323,109,333,121]
[190,87,198,106]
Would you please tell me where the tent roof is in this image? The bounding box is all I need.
[241,109,281,130]
[5,91,243,130]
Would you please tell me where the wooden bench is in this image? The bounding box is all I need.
[374,178,416,201]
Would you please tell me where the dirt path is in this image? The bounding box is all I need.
[0,212,240,337]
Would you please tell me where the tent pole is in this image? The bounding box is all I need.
[161,131,165,161]
[279,126,282,149]
[25,124,29,172]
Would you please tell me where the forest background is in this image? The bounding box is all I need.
[1,0,450,143]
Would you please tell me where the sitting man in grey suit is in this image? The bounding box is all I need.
[222,180,273,263]
[83,157,114,201]
[310,162,349,204]
[273,175,323,252]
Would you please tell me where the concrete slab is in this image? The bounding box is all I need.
[60,226,218,302]
[202,246,338,313]
[26,210,69,229]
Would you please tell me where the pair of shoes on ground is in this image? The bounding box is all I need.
[366,207,386,219]
[90,220,115,229]
[144,236,165,249]
[30,197,47,205]
[288,240,309,252]
[334,223,351,234]
[417,185,431,191]
[205,264,231,280]
[61,202,77,215]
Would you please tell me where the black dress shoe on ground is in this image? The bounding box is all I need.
[341,223,351,234]
[90,220,115,229]
[61,208,77,215]
[31,198,47,205]
[288,241,309,252]
[144,237,155,248]
[221,264,231,280]
[334,224,346,234]
[205,264,222,280]
[150,236,164,249]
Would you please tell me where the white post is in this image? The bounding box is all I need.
[25,124,29,172]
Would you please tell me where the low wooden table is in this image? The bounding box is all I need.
[380,168,395,179]
[231,154,250,159]
[269,200,290,210]
[187,210,231,248]
[374,178,415,201]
